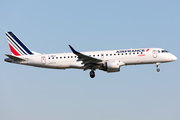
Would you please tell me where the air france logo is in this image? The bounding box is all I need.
[116,49,146,53]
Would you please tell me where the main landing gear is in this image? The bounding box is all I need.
[90,70,95,78]
[156,63,161,72]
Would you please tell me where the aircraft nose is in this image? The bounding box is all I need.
[172,55,177,61]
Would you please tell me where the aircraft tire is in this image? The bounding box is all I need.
[157,68,160,72]
[90,71,95,78]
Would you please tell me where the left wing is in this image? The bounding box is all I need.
[69,45,103,70]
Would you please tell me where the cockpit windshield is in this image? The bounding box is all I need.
[161,50,169,53]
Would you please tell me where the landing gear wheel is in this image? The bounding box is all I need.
[156,63,161,72]
[90,71,95,78]
[157,68,160,72]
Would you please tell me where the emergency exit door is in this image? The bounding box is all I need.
[101,53,104,58]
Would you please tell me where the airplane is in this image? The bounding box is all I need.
[4,31,177,78]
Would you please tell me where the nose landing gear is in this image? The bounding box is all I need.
[156,63,161,72]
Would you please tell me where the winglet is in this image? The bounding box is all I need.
[69,45,80,54]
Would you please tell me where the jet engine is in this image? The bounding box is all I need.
[104,60,124,72]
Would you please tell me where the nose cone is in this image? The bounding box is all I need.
[172,55,177,61]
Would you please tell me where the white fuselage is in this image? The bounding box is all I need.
[15,48,177,70]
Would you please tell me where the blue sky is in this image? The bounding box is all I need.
[0,0,180,120]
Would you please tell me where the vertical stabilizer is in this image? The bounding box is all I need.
[6,32,34,56]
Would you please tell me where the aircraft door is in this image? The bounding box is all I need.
[153,50,157,58]
[41,56,46,64]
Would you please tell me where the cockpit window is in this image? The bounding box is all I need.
[161,50,169,53]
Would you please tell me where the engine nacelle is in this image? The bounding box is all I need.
[104,60,124,72]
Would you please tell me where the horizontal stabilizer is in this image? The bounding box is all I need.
[5,54,26,61]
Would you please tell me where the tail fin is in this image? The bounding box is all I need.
[6,32,35,56]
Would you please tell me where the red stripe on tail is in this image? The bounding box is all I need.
[8,43,21,56]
